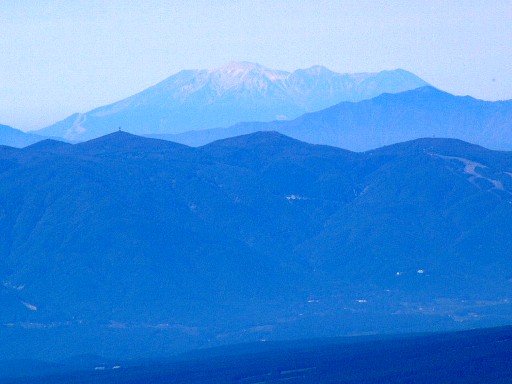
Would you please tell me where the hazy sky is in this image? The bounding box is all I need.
[1,0,511,131]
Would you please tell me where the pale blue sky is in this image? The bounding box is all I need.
[1,0,511,131]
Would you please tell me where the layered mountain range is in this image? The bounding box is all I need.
[1,131,511,360]
[5,63,512,153]
[0,124,45,148]
[152,86,512,151]
[34,62,428,141]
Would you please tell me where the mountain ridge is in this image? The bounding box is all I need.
[34,62,428,141]
[1,131,512,360]
[153,86,512,151]
[0,124,47,148]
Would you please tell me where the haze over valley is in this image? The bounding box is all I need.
[1,2,511,382]
[1,61,512,382]
[2,131,512,361]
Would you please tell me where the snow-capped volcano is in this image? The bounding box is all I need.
[35,62,428,141]
[209,61,289,84]
[176,62,291,99]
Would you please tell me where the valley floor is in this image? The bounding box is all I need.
[2,326,511,384]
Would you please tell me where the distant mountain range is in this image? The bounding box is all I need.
[1,131,512,360]
[33,62,428,141]
[149,86,512,151]
[0,124,46,148]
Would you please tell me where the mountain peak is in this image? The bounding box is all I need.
[0,124,46,148]
[74,131,190,155]
[206,130,299,148]
[209,61,290,83]
[213,61,268,72]
[91,130,138,141]
[370,86,453,103]
[34,64,430,140]
[75,130,140,148]
[299,65,335,76]
[23,139,71,152]
[414,85,447,94]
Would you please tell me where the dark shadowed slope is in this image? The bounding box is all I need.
[34,63,427,141]
[2,326,512,383]
[154,86,512,151]
[24,139,73,152]
[1,132,511,361]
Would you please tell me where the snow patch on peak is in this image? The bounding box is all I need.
[64,114,87,141]
[209,62,289,83]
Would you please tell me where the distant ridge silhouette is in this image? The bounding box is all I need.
[34,62,428,140]
[148,86,512,151]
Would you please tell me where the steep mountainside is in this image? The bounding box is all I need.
[1,132,511,361]
[34,62,428,141]
[150,86,512,151]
